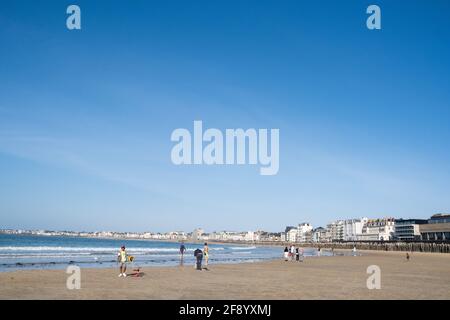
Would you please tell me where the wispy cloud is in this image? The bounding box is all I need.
[0,133,182,201]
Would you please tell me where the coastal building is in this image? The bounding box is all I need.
[166,231,188,240]
[258,231,281,242]
[192,228,205,240]
[244,231,260,242]
[283,226,296,242]
[312,227,328,242]
[358,218,395,241]
[286,228,298,243]
[420,214,450,241]
[394,219,427,241]
[282,223,313,243]
[296,223,313,243]
[209,231,226,241]
[209,231,245,241]
[342,218,368,241]
[328,220,344,242]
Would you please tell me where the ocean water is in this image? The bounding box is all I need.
[0,234,329,271]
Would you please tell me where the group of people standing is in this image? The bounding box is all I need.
[116,242,211,277]
[180,242,209,270]
[284,245,304,262]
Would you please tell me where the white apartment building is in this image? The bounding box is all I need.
[283,223,313,243]
[286,228,298,242]
[312,227,328,242]
[343,218,368,241]
[358,218,395,241]
[297,223,313,243]
[192,228,205,240]
[212,231,248,241]
[244,231,260,242]
[328,220,344,241]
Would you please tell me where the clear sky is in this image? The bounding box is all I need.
[1,0,449,233]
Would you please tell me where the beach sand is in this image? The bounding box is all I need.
[1,250,449,299]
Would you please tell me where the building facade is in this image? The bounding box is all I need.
[358,218,395,241]
[343,218,368,241]
[312,227,328,242]
[286,228,298,243]
[395,219,427,241]
[297,223,313,243]
[328,220,344,242]
[420,214,450,241]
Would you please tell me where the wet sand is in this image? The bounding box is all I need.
[1,250,449,299]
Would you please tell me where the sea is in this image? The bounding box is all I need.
[0,234,331,271]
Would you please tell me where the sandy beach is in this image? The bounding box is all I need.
[1,250,449,300]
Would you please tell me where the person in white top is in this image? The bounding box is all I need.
[117,245,128,277]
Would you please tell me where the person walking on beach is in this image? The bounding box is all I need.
[203,243,209,268]
[179,242,186,258]
[194,248,203,270]
[290,245,295,261]
[117,245,128,277]
[283,247,289,261]
[406,252,410,261]
[295,248,300,262]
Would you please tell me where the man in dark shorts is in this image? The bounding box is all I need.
[179,242,186,258]
[194,248,203,270]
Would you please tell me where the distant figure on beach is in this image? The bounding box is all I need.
[117,245,128,277]
[406,253,410,261]
[179,242,186,258]
[318,247,321,257]
[284,247,289,261]
[290,245,295,261]
[352,246,357,256]
[194,248,203,270]
[295,248,300,262]
[203,243,209,268]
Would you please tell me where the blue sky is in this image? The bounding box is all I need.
[0,0,449,232]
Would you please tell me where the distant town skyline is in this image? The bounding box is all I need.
[1,1,450,232]
[2,212,448,236]
[3,212,450,243]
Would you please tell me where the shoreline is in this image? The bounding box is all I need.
[3,233,449,254]
[0,248,442,273]
[1,250,449,299]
